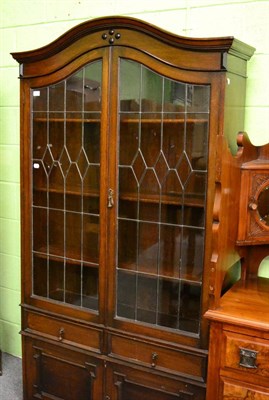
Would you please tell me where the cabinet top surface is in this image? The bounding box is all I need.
[205,278,269,330]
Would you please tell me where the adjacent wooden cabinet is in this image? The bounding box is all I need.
[12,17,256,399]
[205,144,269,400]
[206,278,269,400]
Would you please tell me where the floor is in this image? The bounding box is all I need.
[0,352,23,400]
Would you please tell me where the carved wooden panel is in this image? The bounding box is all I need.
[222,377,269,400]
[23,336,103,400]
[237,151,269,245]
[107,362,206,400]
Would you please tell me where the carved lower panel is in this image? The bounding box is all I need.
[109,362,206,400]
[23,335,102,400]
[33,346,95,399]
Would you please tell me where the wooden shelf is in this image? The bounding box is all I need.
[117,266,202,285]
[120,117,208,124]
[33,117,207,124]
[33,249,99,267]
[33,186,204,207]
[119,191,205,207]
[48,289,98,309]
[33,117,101,123]
[33,186,100,198]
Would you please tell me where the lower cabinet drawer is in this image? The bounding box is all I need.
[24,310,102,352]
[108,333,207,382]
[223,331,269,378]
[221,377,269,400]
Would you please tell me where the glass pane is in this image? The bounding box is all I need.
[49,162,64,210]
[179,283,201,334]
[164,80,186,112]
[49,82,65,111]
[186,114,209,169]
[118,168,138,220]
[84,63,102,112]
[33,88,47,112]
[66,164,82,212]
[49,210,64,256]
[159,224,181,278]
[49,259,64,301]
[141,118,161,167]
[118,219,137,269]
[33,256,48,297]
[33,207,47,253]
[66,72,83,112]
[33,113,47,159]
[84,115,100,163]
[120,60,141,111]
[66,114,82,160]
[137,275,157,324]
[119,114,139,164]
[116,60,210,335]
[181,228,204,281]
[83,162,100,192]
[31,60,102,312]
[66,212,82,260]
[117,270,136,319]
[33,161,47,207]
[187,85,210,113]
[65,263,82,306]
[82,265,98,310]
[158,280,179,329]
[138,222,159,274]
[141,68,162,112]
[83,214,99,263]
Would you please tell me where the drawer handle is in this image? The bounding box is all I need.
[239,347,258,369]
[58,327,65,342]
[107,188,114,208]
[151,352,158,368]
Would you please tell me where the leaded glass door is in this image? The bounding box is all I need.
[31,60,103,316]
[115,58,210,336]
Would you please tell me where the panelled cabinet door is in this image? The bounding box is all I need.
[106,361,206,400]
[23,336,103,400]
[27,49,110,323]
[107,47,213,342]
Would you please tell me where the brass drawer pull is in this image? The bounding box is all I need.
[107,189,114,208]
[58,327,65,342]
[239,347,258,369]
[151,352,158,368]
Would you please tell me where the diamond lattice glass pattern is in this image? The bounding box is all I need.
[116,60,210,334]
[31,61,102,311]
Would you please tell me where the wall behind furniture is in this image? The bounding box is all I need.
[0,0,269,358]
